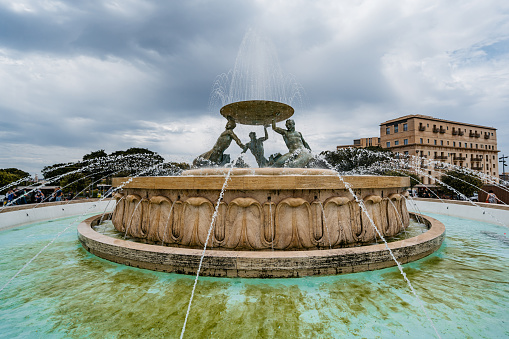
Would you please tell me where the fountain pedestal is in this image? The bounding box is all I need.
[111,168,411,250]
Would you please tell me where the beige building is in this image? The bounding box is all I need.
[337,137,380,150]
[380,115,499,184]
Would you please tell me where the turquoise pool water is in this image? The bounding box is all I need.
[0,213,507,338]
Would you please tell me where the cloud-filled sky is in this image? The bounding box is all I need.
[1,0,508,175]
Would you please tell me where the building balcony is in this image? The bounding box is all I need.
[471,157,482,162]
[419,125,426,131]
[434,155,448,160]
[452,129,458,135]
[472,166,483,171]
[469,132,480,138]
[433,127,439,133]
[484,134,490,139]
[453,156,466,161]
[439,127,446,134]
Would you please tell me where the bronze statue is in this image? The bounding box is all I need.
[193,116,245,167]
[242,125,269,167]
[271,118,312,168]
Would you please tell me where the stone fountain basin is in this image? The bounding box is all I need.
[110,169,412,251]
[78,213,445,278]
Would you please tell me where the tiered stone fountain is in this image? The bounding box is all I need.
[78,101,445,278]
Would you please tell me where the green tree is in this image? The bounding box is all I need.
[83,150,107,161]
[319,146,393,172]
[439,169,483,197]
[0,168,30,193]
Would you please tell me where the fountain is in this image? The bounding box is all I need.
[5,31,508,337]
[77,99,445,278]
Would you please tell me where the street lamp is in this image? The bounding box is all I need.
[500,155,508,181]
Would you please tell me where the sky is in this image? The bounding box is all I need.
[0,0,508,175]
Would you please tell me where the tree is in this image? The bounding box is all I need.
[0,168,30,193]
[439,169,483,198]
[83,150,107,161]
[319,147,393,172]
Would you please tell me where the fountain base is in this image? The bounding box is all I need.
[78,213,445,278]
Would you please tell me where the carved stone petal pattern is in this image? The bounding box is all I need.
[359,195,383,243]
[146,196,173,243]
[223,197,264,250]
[180,197,214,248]
[124,194,142,238]
[386,194,403,237]
[323,197,356,246]
[112,193,125,232]
[275,198,316,249]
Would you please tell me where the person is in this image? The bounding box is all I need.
[54,187,63,202]
[67,191,74,201]
[271,118,313,168]
[6,189,15,205]
[35,189,44,203]
[486,190,498,204]
[193,116,245,167]
[242,125,269,167]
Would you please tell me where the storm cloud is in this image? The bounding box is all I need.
[1,0,508,174]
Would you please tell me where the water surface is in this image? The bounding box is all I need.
[0,213,507,338]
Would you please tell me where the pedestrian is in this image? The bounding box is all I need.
[485,190,498,204]
[55,187,63,202]
[6,189,15,205]
[35,190,44,203]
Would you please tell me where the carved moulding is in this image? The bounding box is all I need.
[113,192,411,250]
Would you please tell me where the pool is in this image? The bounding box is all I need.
[0,212,507,338]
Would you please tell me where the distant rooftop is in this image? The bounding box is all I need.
[380,114,496,130]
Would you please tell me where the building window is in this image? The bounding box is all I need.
[394,125,399,133]
[394,140,399,146]
[386,127,390,135]
[404,139,408,145]
[386,142,390,148]
[476,144,478,149]
[403,123,408,131]
[459,142,461,147]
[434,140,437,145]
[453,142,456,147]
[420,138,423,144]
[470,143,473,148]
[404,151,409,155]
[441,140,443,146]
[427,139,430,143]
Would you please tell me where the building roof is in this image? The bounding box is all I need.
[380,114,496,130]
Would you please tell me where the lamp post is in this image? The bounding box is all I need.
[500,155,508,181]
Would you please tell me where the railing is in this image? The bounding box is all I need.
[433,127,439,133]
[453,156,466,161]
[484,134,490,139]
[472,166,483,170]
[434,155,448,160]
[439,127,446,134]
[419,125,426,131]
[452,129,458,135]
[458,130,464,136]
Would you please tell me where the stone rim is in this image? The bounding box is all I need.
[78,213,445,278]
